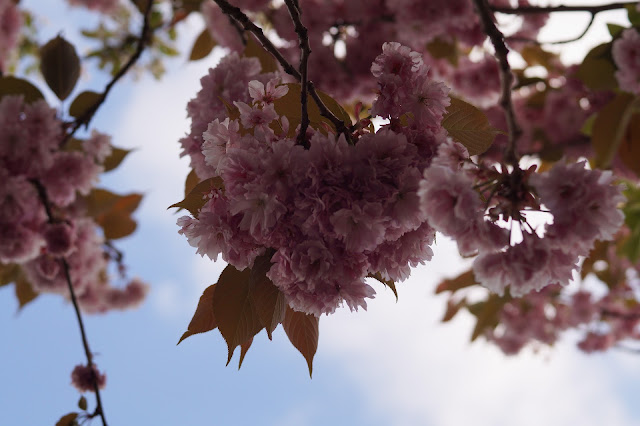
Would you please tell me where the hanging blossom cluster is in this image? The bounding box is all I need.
[0,95,148,313]
[612,28,640,96]
[0,0,21,72]
[71,363,107,393]
[178,42,455,316]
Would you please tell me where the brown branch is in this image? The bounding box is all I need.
[284,0,311,145]
[211,0,352,142]
[62,0,154,147]
[473,0,522,166]
[30,179,108,426]
[492,1,635,14]
[507,12,596,45]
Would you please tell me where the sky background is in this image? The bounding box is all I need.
[2,1,640,425]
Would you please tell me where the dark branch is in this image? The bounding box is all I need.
[30,179,108,426]
[508,12,596,45]
[492,2,635,14]
[473,0,522,166]
[211,0,352,142]
[62,0,154,146]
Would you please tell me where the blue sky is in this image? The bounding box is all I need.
[2,2,640,425]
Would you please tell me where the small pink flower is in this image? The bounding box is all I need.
[248,79,289,104]
[234,101,279,131]
[71,364,106,393]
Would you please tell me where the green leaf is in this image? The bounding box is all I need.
[178,284,217,344]
[39,35,81,101]
[442,97,501,156]
[212,265,264,365]
[103,147,132,172]
[189,29,217,61]
[55,413,78,426]
[77,396,87,411]
[169,177,224,218]
[367,272,398,301]
[627,4,640,27]
[69,90,102,119]
[0,76,44,103]
[575,43,617,90]
[282,306,319,378]
[435,270,477,294]
[251,251,285,340]
[591,92,636,169]
[0,263,19,287]
[607,23,625,38]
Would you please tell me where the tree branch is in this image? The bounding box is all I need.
[492,1,635,14]
[508,12,596,45]
[473,0,522,166]
[30,179,108,426]
[62,0,154,147]
[211,0,352,142]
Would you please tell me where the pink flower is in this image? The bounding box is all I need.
[84,130,113,163]
[612,29,640,95]
[71,364,106,393]
[44,222,75,257]
[234,101,279,132]
[248,79,289,104]
[371,42,423,79]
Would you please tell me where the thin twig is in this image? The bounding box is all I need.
[472,0,522,166]
[508,12,596,45]
[30,179,108,426]
[61,0,154,147]
[284,0,310,145]
[492,1,635,14]
[211,0,352,142]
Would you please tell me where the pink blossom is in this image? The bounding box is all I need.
[43,152,101,207]
[43,223,75,257]
[612,28,640,95]
[84,130,113,163]
[248,79,289,104]
[235,101,279,131]
[71,364,106,393]
[0,0,21,71]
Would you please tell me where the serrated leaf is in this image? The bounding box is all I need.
[0,76,44,103]
[103,147,132,172]
[15,276,38,309]
[244,34,278,73]
[251,252,285,340]
[189,28,217,61]
[39,35,80,101]
[69,90,101,119]
[77,396,87,411]
[442,97,500,156]
[575,43,617,90]
[435,270,477,294]
[592,92,636,169]
[169,177,224,218]
[212,265,264,365]
[238,336,253,369]
[56,413,78,426]
[178,284,217,344]
[283,307,319,378]
[367,272,398,301]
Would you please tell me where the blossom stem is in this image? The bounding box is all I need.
[30,179,108,426]
[492,2,636,14]
[472,0,522,166]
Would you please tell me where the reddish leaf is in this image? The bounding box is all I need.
[251,252,285,340]
[39,35,80,101]
[442,298,466,322]
[178,284,217,345]
[103,147,132,172]
[467,294,509,341]
[238,336,253,369]
[212,265,264,365]
[184,169,199,198]
[169,177,224,218]
[56,413,78,426]
[367,272,398,301]
[283,307,319,378]
[435,270,477,294]
[94,193,143,240]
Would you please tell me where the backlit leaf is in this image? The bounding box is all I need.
[55,413,78,426]
[99,211,137,240]
[435,270,477,294]
[591,92,636,169]
[189,28,217,61]
[184,169,199,198]
[244,34,278,73]
[169,177,224,218]
[618,113,640,177]
[575,43,617,90]
[426,37,459,66]
[442,298,466,322]
[178,284,217,344]
[467,294,509,341]
[40,35,80,100]
[283,306,319,378]
[367,272,398,301]
[251,252,285,340]
[88,192,143,240]
[520,45,558,70]
[15,276,38,309]
[0,76,44,103]
[103,147,132,172]
[442,97,500,156]
[69,90,101,119]
[212,265,264,365]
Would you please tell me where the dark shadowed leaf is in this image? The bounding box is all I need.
[238,336,253,369]
[103,147,133,172]
[367,272,398,301]
[15,276,38,309]
[575,43,617,90]
[435,270,477,294]
[442,298,466,322]
[178,284,218,344]
[40,35,80,100]
[442,97,501,156]
[244,34,278,73]
[520,45,559,70]
[190,28,217,61]
[251,251,285,339]
[184,169,199,197]
[56,413,78,426]
[426,37,458,66]
[0,76,44,103]
[0,263,19,287]
[69,90,102,119]
[213,265,264,365]
[77,396,87,411]
[169,177,224,217]
[592,92,636,169]
[618,113,640,177]
[467,294,509,341]
[283,307,319,378]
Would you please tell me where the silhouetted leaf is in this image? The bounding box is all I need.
[15,276,38,309]
[0,263,19,287]
[40,35,80,100]
[442,97,501,156]
[56,413,78,426]
[238,336,253,369]
[618,113,640,177]
[283,307,319,378]
[251,252,285,339]
[77,396,87,411]
[189,28,217,61]
[169,177,223,218]
[212,265,264,364]
[103,147,132,172]
[442,298,466,322]
[520,45,558,70]
[367,272,398,301]
[467,294,508,341]
[435,270,477,294]
[0,76,44,102]
[178,284,217,344]
[88,192,143,240]
[184,169,199,198]
[576,43,617,90]
[592,92,636,169]
[69,90,101,119]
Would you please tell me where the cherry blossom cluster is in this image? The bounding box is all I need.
[178,43,454,316]
[0,95,148,313]
[202,0,546,103]
[71,363,107,393]
[612,28,640,96]
[0,0,21,71]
